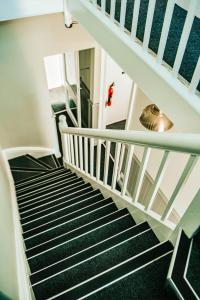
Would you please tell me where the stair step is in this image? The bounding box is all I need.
[9,154,49,170]
[38,154,60,169]
[31,231,162,300]
[20,187,96,224]
[16,171,75,198]
[19,179,85,213]
[168,230,198,300]
[26,154,53,169]
[26,207,126,260]
[24,199,117,249]
[28,209,133,273]
[22,192,105,233]
[11,170,45,183]
[51,242,173,300]
[19,183,92,216]
[15,166,65,188]
[17,173,78,203]
[30,221,148,285]
[84,252,173,300]
[186,234,200,297]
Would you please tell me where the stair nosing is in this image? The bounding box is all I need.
[19,178,84,208]
[27,209,129,259]
[183,239,199,299]
[20,186,93,220]
[25,154,52,170]
[31,222,149,286]
[46,241,172,300]
[20,183,91,216]
[24,199,114,241]
[78,251,174,300]
[17,173,77,200]
[11,167,47,173]
[17,170,71,193]
[15,167,65,187]
[23,192,103,233]
[22,190,102,226]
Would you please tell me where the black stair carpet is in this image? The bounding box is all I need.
[187,231,200,297]
[10,154,174,300]
[167,229,200,300]
[38,154,60,169]
[98,0,200,91]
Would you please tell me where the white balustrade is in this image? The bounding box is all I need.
[143,0,156,51]
[172,0,198,77]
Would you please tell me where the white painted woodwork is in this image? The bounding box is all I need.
[120,0,127,29]
[84,137,89,173]
[110,0,116,21]
[96,139,101,181]
[60,126,200,155]
[90,138,95,177]
[111,142,122,190]
[189,57,200,94]
[101,0,106,13]
[143,0,156,51]
[121,145,134,196]
[161,154,198,222]
[79,136,83,171]
[132,147,151,203]
[145,151,170,211]
[103,140,111,185]
[131,0,141,39]
[156,0,176,64]
[172,0,198,77]
[74,135,79,168]
[69,135,75,165]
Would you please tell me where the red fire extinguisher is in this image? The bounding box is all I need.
[106,82,115,107]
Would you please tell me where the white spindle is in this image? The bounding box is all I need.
[120,0,127,29]
[90,138,94,177]
[69,135,75,165]
[156,0,175,64]
[133,147,151,203]
[61,133,69,164]
[117,144,125,180]
[121,145,134,196]
[145,151,169,211]
[79,136,83,171]
[131,0,141,39]
[96,139,101,181]
[161,154,198,222]
[74,135,79,168]
[172,0,198,77]
[84,137,89,173]
[101,0,106,13]
[67,134,71,164]
[189,57,200,94]
[112,142,122,190]
[110,0,116,21]
[103,140,111,185]
[143,0,156,51]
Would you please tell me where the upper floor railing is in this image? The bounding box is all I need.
[84,0,200,96]
[59,115,200,231]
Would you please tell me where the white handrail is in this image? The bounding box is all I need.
[59,124,200,155]
[59,117,200,232]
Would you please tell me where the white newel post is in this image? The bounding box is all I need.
[59,115,70,165]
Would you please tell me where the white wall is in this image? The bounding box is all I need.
[0,13,96,150]
[44,54,64,89]
[0,0,63,21]
[65,51,77,86]
[104,54,132,125]
[129,86,200,218]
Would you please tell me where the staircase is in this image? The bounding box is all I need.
[9,153,174,300]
